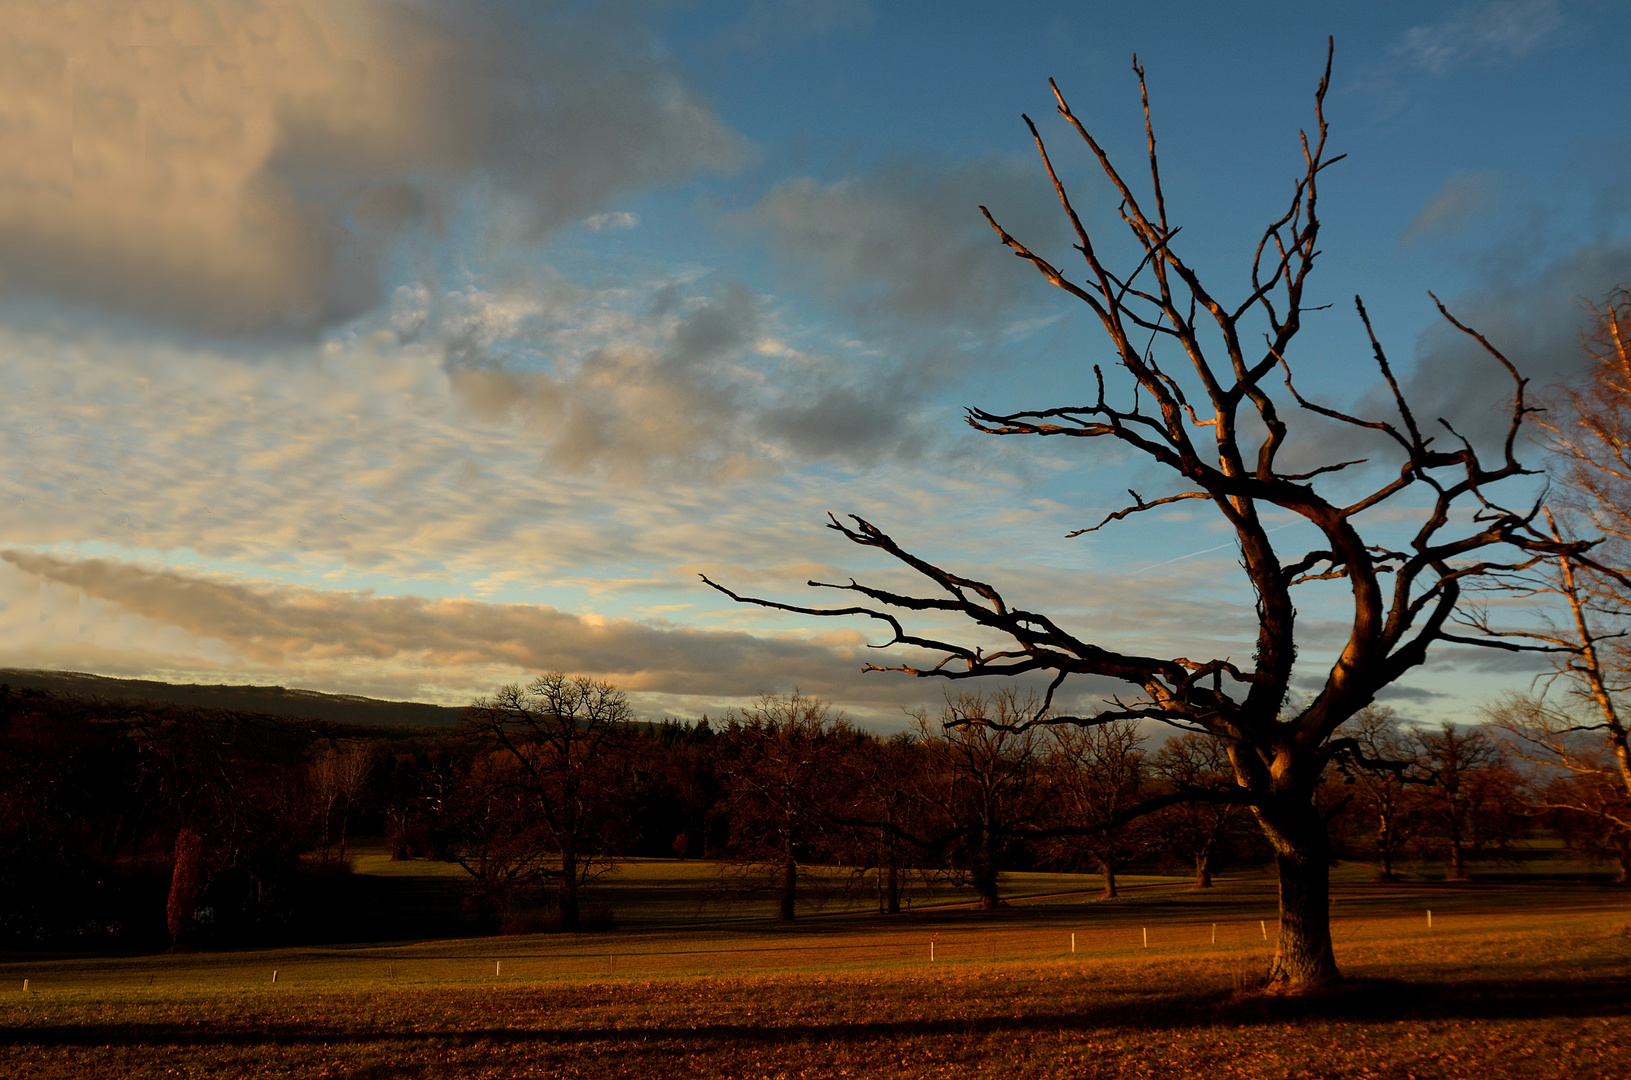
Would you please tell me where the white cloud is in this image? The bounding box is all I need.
[1389,1,1563,76]
[582,212,640,232]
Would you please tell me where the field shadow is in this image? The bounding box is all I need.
[6,972,1628,1051]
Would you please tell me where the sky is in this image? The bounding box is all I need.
[2,0,1629,729]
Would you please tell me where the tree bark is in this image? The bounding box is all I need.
[886,862,901,915]
[1257,804,1339,989]
[1099,856,1118,899]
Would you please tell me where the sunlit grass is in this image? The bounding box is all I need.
[3,875,1629,1077]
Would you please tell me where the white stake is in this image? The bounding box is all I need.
[1260,920,1267,941]
[1070,932,1076,954]
[21,979,27,992]
[1427,909,1432,929]
[930,940,936,962]
[1142,927,1148,948]
[1211,923,1217,944]
[272,970,277,983]
[496,960,501,976]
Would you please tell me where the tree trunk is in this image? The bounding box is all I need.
[1099,856,1118,899]
[1256,804,1339,989]
[558,851,580,931]
[1194,852,1212,889]
[972,825,1002,910]
[1375,814,1395,881]
[886,861,901,915]
[779,856,797,921]
[1447,834,1469,881]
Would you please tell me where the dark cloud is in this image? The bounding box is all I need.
[742,155,1066,326]
[1387,238,1631,455]
[0,549,921,709]
[0,1,745,335]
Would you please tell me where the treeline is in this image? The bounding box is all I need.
[1,676,1622,950]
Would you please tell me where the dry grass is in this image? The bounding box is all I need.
[3,876,1629,1078]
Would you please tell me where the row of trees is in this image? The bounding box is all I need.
[11,669,1615,949]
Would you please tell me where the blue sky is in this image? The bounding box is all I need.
[1,0,1627,727]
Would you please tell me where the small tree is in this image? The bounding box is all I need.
[705,44,1579,987]
[460,673,633,931]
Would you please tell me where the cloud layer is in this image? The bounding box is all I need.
[0,1,744,333]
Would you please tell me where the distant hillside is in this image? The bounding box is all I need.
[0,669,467,728]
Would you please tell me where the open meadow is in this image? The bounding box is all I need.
[3,863,1629,1079]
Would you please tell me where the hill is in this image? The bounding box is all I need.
[0,668,466,728]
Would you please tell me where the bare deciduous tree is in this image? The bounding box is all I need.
[1045,720,1146,898]
[915,687,1045,911]
[460,672,633,931]
[704,43,1579,988]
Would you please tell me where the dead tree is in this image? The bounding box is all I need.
[704,43,1580,988]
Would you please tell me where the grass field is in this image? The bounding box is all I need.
[3,865,1629,1078]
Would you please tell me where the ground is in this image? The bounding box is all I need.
[3,864,1628,1078]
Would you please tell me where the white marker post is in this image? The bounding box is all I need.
[272,970,278,983]
[1070,933,1076,954]
[1142,927,1148,948]
[496,960,501,976]
[21,979,27,993]
[1211,923,1217,945]
[1427,909,1433,929]
[930,940,936,962]
[1260,920,1267,941]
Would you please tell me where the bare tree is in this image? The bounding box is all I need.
[1045,720,1146,898]
[459,672,633,932]
[717,691,856,921]
[915,687,1045,911]
[1150,732,1246,888]
[1334,707,1422,881]
[309,739,375,863]
[704,44,1580,987]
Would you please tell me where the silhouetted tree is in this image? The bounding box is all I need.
[460,673,633,931]
[1044,720,1146,897]
[917,688,1045,911]
[1333,707,1424,881]
[1151,732,1246,888]
[717,691,857,921]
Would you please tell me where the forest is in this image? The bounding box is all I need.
[2,672,1619,952]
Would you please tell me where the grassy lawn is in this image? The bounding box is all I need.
[3,872,1629,1078]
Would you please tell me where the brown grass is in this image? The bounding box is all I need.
[3,878,1629,1078]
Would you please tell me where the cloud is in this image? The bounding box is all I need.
[1401,172,1499,244]
[741,155,1065,325]
[0,548,1008,725]
[723,0,875,51]
[1389,1,1563,76]
[582,212,640,232]
[0,1,745,334]
[1387,238,1631,453]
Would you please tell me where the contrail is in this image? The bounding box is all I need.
[1130,520,1301,575]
